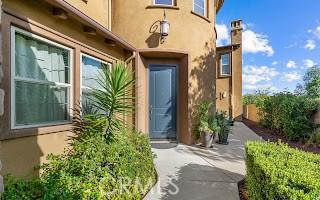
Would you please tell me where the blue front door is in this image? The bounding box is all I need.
[149,65,177,139]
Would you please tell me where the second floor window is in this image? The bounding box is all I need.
[220,54,231,76]
[194,0,207,17]
[154,0,174,6]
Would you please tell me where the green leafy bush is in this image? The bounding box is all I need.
[1,58,154,200]
[242,90,270,106]
[1,176,44,200]
[1,128,156,200]
[257,92,318,141]
[245,141,320,200]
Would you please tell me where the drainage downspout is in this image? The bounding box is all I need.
[125,51,136,64]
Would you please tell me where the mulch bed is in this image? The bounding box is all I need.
[242,118,320,154]
[238,118,320,200]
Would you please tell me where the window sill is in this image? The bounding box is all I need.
[219,74,232,78]
[0,123,73,141]
[190,11,211,23]
[146,5,180,10]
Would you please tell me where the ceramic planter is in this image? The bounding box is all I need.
[217,131,229,145]
[201,132,214,148]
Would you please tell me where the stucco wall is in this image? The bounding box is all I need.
[0,132,71,177]
[0,0,127,177]
[231,26,243,121]
[112,0,217,142]
[216,77,231,114]
[64,0,111,29]
[0,1,3,119]
[2,0,123,58]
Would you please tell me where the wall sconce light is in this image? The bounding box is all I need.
[160,10,170,38]
[220,91,227,99]
[52,7,68,20]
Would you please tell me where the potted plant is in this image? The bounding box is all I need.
[194,101,215,148]
[215,111,231,145]
[198,119,214,148]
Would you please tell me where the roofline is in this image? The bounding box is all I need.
[216,43,241,51]
[47,0,136,51]
[216,0,225,13]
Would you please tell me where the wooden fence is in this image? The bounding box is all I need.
[243,102,320,124]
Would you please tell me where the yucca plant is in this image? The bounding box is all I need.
[85,61,135,140]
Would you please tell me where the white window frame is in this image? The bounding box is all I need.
[10,26,74,129]
[80,53,111,112]
[220,53,231,76]
[153,0,174,6]
[193,0,207,17]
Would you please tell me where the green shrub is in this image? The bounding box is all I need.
[242,89,270,106]
[1,128,156,200]
[245,141,320,200]
[257,92,318,141]
[1,176,44,200]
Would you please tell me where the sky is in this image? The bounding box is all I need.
[216,0,320,94]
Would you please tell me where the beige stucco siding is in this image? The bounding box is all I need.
[0,1,3,119]
[112,0,217,143]
[0,131,71,177]
[0,0,128,177]
[64,0,111,29]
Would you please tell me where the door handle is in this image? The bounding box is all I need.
[149,105,153,120]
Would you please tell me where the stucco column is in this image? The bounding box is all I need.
[231,20,243,121]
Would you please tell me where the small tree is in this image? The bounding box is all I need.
[303,66,320,98]
[86,61,135,140]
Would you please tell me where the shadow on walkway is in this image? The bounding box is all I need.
[155,163,241,200]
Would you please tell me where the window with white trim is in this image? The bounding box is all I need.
[193,0,207,17]
[154,0,174,6]
[81,54,110,115]
[11,27,73,129]
[220,53,231,76]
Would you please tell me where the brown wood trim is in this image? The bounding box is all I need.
[139,48,188,55]
[2,9,118,62]
[0,12,121,141]
[146,5,180,10]
[1,124,74,141]
[217,51,232,78]
[44,0,136,51]
[190,11,211,23]
[216,0,225,13]
[139,52,187,59]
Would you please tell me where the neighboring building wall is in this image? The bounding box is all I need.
[0,0,127,177]
[0,0,3,193]
[243,104,260,123]
[216,20,243,121]
[64,0,112,30]
[0,0,3,119]
[112,0,218,144]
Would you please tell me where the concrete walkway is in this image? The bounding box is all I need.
[144,122,262,200]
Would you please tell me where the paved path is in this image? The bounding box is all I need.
[144,122,262,200]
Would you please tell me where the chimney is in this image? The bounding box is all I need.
[231,20,243,45]
[230,19,243,121]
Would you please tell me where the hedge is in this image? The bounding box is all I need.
[1,128,156,200]
[257,92,318,141]
[245,141,320,200]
